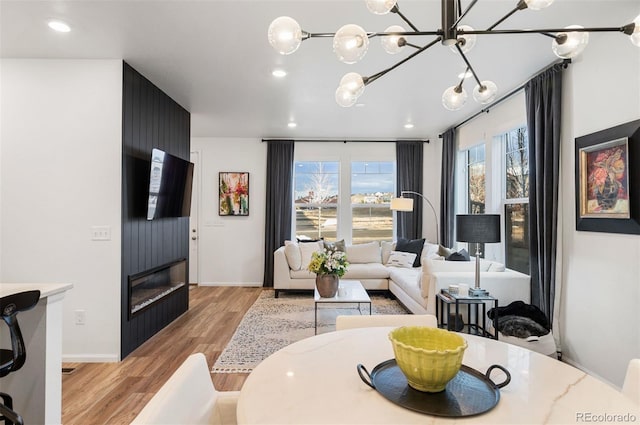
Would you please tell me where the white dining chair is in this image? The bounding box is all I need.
[335,314,438,331]
[131,352,240,425]
[622,358,640,405]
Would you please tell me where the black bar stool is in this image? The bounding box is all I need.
[0,290,41,425]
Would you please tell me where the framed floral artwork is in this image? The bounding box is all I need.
[219,172,249,216]
[575,119,640,234]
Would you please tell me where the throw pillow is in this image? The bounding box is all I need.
[396,238,425,267]
[345,241,381,264]
[323,239,346,252]
[438,244,455,257]
[299,241,324,270]
[386,251,417,268]
[380,241,396,264]
[422,242,440,261]
[446,248,470,261]
[283,241,302,271]
[487,261,506,272]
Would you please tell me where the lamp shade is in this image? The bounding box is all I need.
[456,214,500,243]
[390,197,414,211]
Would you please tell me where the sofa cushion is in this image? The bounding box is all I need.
[424,258,492,274]
[346,241,381,264]
[284,241,302,270]
[396,238,425,267]
[389,267,425,308]
[290,268,316,279]
[422,242,440,261]
[299,241,324,270]
[386,251,417,268]
[342,263,390,279]
[381,241,396,264]
[488,262,506,272]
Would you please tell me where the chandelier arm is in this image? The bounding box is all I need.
[460,26,631,35]
[452,0,479,29]
[405,42,423,49]
[485,5,524,31]
[390,4,420,32]
[366,38,442,85]
[455,44,483,88]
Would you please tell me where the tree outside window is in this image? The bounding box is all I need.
[294,162,339,241]
[502,126,530,274]
[351,161,394,244]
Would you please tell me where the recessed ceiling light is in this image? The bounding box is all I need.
[457,70,473,79]
[288,122,297,128]
[272,69,287,78]
[48,20,71,33]
[404,123,414,129]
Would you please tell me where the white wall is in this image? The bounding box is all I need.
[190,139,441,285]
[191,138,267,286]
[560,33,640,387]
[0,59,122,361]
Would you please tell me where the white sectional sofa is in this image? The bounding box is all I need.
[273,240,531,314]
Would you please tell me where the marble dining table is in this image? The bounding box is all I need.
[237,327,639,424]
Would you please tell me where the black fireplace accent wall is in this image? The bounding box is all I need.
[121,62,190,358]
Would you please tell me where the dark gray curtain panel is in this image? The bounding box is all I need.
[440,128,456,248]
[263,140,294,287]
[396,141,423,240]
[525,64,563,324]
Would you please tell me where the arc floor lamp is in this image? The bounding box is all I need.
[390,190,439,245]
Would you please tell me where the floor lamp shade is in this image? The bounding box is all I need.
[390,197,414,212]
[456,214,501,243]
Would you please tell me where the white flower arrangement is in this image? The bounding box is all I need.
[307,248,349,277]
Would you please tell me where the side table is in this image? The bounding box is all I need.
[436,289,499,339]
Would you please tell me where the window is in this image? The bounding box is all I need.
[500,126,530,274]
[293,161,339,241]
[351,161,394,244]
[465,144,486,256]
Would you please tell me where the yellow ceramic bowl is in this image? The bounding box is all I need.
[388,326,468,392]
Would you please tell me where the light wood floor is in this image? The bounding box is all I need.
[61,285,262,425]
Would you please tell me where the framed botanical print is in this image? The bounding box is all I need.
[575,119,640,234]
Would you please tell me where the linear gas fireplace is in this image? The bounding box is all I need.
[128,259,186,318]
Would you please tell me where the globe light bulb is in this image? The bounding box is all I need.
[524,0,555,11]
[450,25,476,54]
[630,14,640,47]
[339,72,365,98]
[381,25,406,54]
[335,85,357,107]
[365,0,397,15]
[333,24,369,64]
[473,81,498,104]
[552,25,589,59]
[442,85,467,111]
[268,16,303,55]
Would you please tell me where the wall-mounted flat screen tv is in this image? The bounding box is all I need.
[147,148,194,220]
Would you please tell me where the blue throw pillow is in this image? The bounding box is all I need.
[395,238,425,267]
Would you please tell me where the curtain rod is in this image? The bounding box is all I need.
[262,139,429,143]
[438,58,571,138]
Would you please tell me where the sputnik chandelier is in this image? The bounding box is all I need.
[268,0,640,111]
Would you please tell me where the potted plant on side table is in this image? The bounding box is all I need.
[308,248,349,298]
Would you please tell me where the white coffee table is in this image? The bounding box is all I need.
[314,280,371,334]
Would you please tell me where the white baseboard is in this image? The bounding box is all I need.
[198,281,262,287]
[63,354,120,363]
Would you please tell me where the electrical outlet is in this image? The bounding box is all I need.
[75,310,86,325]
[91,225,111,241]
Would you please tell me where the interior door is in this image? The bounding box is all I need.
[189,151,200,284]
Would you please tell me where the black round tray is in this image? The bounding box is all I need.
[357,359,510,417]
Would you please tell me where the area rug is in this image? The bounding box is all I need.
[212,291,407,373]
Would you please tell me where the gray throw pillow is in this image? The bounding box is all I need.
[324,239,346,252]
[446,248,470,261]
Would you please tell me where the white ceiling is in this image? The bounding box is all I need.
[1,0,638,140]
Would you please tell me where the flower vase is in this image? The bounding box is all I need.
[596,175,619,210]
[316,274,339,298]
